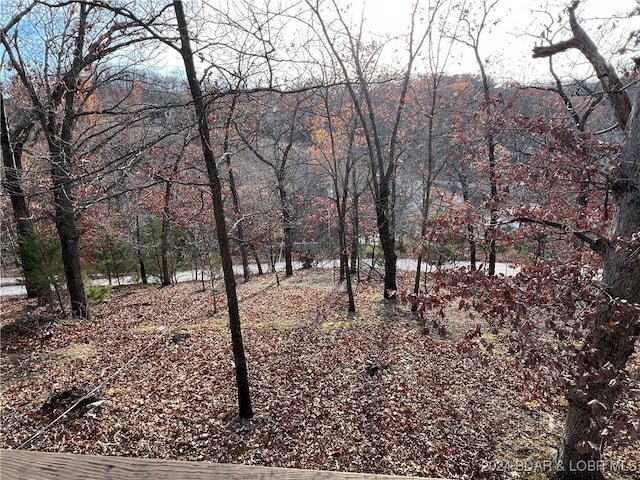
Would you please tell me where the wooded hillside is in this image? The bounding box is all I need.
[2,1,639,479]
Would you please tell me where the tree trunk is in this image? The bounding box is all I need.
[45,4,89,319]
[277,180,294,277]
[48,91,88,319]
[1,94,43,299]
[530,6,640,475]
[412,194,429,312]
[459,172,477,270]
[467,224,477,271]
[51,158,88,319]
[474,44,498,276]
[335,169,355,312]
[223,94,250,283]
[377,181,397,299]
[339,253,346,283]
[237,222,250,282]
[160,181,172,286]
[251,247,264,275]
[552,89,640,480]
[174,0,252,419]
[350,190,360,276]
[135,216,148,284]
[344,249,356,313]
[413,84,436,310]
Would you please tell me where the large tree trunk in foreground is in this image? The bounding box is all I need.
[531,3,639,477]
[553,89,640,480]
[49,51,89,320]
[174,0,252,419]
[51,154,88,319]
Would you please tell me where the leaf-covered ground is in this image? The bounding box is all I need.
[1,269,638,479]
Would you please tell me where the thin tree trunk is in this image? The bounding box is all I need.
[350,191,360,276]
[174,0,252,419]
[459,172,477,271]
[473,43,498,276]
[251,247,264,275]
[412,190,430,312]
[278,179,294,277]
[135,216,148,284]
[222,94,250,282]
[377,181,398,299]
[161,181,172,286]
[343,249,355,313]
[413,76,438,310]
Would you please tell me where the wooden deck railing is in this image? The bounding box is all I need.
[1,449,447,479]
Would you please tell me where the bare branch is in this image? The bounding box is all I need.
[531,1,632,130]
[532,38,580,58]
[509,217,611,255]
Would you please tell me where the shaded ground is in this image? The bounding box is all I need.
[1,269,638,479]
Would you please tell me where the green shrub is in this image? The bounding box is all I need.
[90,237,137,283]
[85,283,112,303]
[16,228,64,305]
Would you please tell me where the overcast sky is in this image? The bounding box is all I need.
[351,0,638,83]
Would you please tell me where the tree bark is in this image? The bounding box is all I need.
[160,180,172,286]
[350,190,360,276]
[412,190,430,312]
[136,216,148,284]
[459,171,477,270]
[532,5,640,474]
[377,182,398,299]
[50,144,88,319]
[174,0,252,419]
[222,93,250,283]
[46,5,90,319]
[0,93,43,299]
[554,88,640,480]
[251,247,264,275]
[277,179,294,277]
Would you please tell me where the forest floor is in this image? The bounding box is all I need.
[1,269,638,479]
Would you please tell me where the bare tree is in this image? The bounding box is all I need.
[173,0,253,419]
[1,2,158,318]
[311,85,359,311]
[410,0,462,307]
[456,0,501,276]
[236,92,309,278]
[217,90,251,282]
[309,0,431,300]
